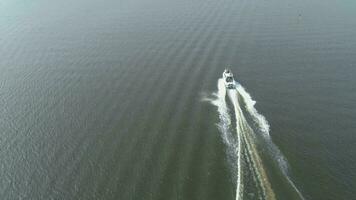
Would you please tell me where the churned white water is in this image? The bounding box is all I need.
[205,78,305,200]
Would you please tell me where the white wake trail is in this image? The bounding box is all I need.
[236,83,305,200]
[227,88,275,200]
[203,79,243,200]
[235,83,269,136]
[205,76,304,200]
[226,87,243,200]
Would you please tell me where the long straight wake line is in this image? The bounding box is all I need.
[227,89,244,200]
[236,83,305,200]
[204,78,304,200]
[235,102,243,200]
[203,79,243,199]
[228,89,276,200]
[219,80,243,200]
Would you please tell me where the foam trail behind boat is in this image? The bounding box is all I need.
[236,82,305,200]
[227,88,275,200]
[203,79,242,200]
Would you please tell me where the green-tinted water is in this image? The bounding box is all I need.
[1,0,356,199]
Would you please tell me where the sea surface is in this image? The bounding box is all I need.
[1,0,356,199]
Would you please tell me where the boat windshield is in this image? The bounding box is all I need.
[227,84,235,89]
[226,77,233,82]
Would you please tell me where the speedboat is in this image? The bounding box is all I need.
[223,68,235,89]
